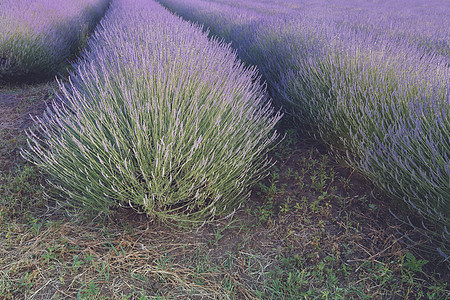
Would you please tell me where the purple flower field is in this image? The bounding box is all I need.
[0,0,110,82]
[157,0,449,260]
[1,0,450,298]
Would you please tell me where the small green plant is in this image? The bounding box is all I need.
[401,252,428,275]
[72,255,83,272]
[77,281,99,300]
[254,199,275,224]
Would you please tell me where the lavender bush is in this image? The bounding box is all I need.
[158,0,449,259]
[23,0,281,226]
[305,40,449,259]
[0,0,110,82]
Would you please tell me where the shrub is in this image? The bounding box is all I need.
[291,36,449,260]
[23,0,281,226]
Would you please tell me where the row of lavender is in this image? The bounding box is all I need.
[0,0,110,82]
[157,0,449,260]
[23,0,281,226]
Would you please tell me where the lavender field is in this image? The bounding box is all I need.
[0,0,449,298]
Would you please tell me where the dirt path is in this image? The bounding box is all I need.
[0,83,54,171]
[0,93,21,130]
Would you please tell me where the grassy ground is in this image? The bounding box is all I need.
[0,82,448,299]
